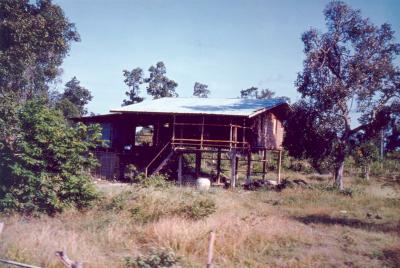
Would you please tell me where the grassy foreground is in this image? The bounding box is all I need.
[0,175,399,268]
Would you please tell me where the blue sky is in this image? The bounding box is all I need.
[54,0,400,114]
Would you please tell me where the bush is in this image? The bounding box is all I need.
[0,99,102,215]
[134,173,171,188]
[179,198,216,220]
[124,248,180,268]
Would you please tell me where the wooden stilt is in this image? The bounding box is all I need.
[262,149,267,180]
[230,149,237,188]
[235,155,239,185]
[216,148,221,184]
[195,151,201,179]
[277,150,282,184]
[246,151,251,184]
[178,153,183,186]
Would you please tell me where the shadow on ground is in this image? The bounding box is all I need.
[293,214,400,233]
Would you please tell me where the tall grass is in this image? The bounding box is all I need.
[0,175,399,267]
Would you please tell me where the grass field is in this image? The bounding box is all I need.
[0,173,399,268]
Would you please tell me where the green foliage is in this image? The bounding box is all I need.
[193,82,210,98]
[54,98,81,118]
[134,173,171,188]
[124,248,180,268]
[122,68,144,106]
[0,0,80,99]
[145,62,178,99]
[0,99,102,214]
[178,198,216,220]
[60,77,93,116]
[285,1,400,189]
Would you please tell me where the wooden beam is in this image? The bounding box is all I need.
[55,251,83,268]
[172,115,176,142]
[230,149,237,188]
[216,148,221,184]
[207,229,216,268]
[195,151,201,179]
[246,151,251,185]
[262,149,267,180]
[277,150,282,184]
[178,153,183,186]
[201,116,205,149]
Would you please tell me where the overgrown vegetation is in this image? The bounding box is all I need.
[0,99,102,214]
[0,174,399,267]
[124,248,180,268]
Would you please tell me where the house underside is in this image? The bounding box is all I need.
[76,97,289,187]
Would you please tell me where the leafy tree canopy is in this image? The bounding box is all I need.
[122,68,144,106]
[60,76,92,116]
[0,0,80,101]
[284,1,400,189]
[0,99,101,215]
[240,87,290,102]
[193,82,210,98]
[145,62,178,99]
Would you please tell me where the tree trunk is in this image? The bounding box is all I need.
[334,160,344,190]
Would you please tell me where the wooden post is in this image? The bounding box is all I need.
[178,153,183,186]
[262,149,267,180]
[216,148,221,184]
[277,150,282,184]
[235,155,239,185]
[246,151,251,184]
[230,149,237,188]
[201,116,205,149]
[56,251,83,268]
[195,151,202,179]
[229,124,232,149]
[207,229,216,268]
[172,115,176,143]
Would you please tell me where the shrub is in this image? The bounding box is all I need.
[124,248,180,268]
[179,198,216,220]
[135,173,171,188]
[0,99,102,215]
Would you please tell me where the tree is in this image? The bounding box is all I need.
[193,82,210,98]
[0,0,80,101]
[146,62,178,99]
[352,140,379,180]
[385,102,400,152]
[61,77,92,116]
[122,68,144,106]
[0,0,79,145]
[240,87,290,102]
[0,99,101,215]
[240,87,258,99]
[257,88,275,99]
[284,1,400,189]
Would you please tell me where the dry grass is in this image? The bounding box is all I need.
[0,175,400,268]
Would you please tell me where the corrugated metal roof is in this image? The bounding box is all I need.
[110,97,287,117]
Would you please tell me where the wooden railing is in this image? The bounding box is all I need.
[144,141,172,177]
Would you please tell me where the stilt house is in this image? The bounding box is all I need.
[76,97,289,187]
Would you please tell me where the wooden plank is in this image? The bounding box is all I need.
[178,153,183,186]
[195,151,201,179]
[216,148,221,184]
[172,115,176,142]
[207,229,216,268]
[230,150,237,188]
[201,116,205,149]
[262,149,267,180]
[277,150,282,184]
[246,151,251,184]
